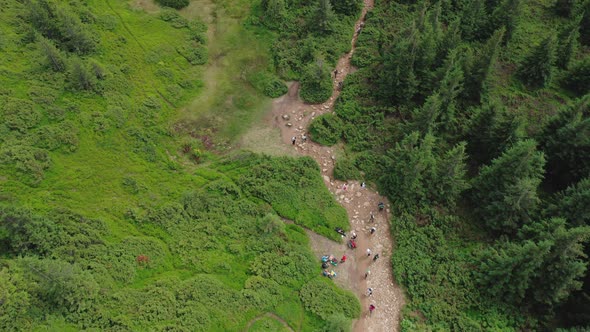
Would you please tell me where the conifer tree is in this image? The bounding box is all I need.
[460,0,489,41]
[436,51,464,136]
[411,93,442,136]
[581,0,590,45]
[330,0,361,16]
[433,142,470,208]
[546,178,590,227]
[437,19,462,61]
[39,36,66,72]
[562,57,590,96]
[557,16,582,69]
[465,100,525,166]
[539,95,590,189]
[519,218,590,309]
[378,32,419,105]
[517,35,557,88]
[491,0,522,43]
[264,0,286,28]
[471,139,545,233]
[379,132,437,211]
[478,240,551,304]
[554,0,579,17]
[313,0,335,34]
[69,58,95,91]
[462,27,504,103]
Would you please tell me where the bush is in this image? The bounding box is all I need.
[177,44,208,65]
[299,61,332,103]
[247,70,288,97]
[308,113,344,146]
[333,158,361,181]
[156,0,190,9]
[299,278,360,320]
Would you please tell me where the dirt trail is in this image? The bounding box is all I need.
[246,0,406,330]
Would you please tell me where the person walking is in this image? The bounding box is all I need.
[361,181,366,189]
[340,255,347,263]
[364,269,370,279]
[370,211,375,222]
[351,231,357,240]
[291,136,296,145]
[367,287,373,297]
[370,226,376,235]
[333,69,338,79]
[366,248,372,257]
[373,253,380,262]
[369,304,375,316]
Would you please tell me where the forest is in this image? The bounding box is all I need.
[0,0,589,331]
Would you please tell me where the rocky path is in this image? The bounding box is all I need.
[263,0,406,330]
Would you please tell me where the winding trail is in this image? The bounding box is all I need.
[256,0,406,330]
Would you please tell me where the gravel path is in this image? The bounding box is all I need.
[260,0,407,330]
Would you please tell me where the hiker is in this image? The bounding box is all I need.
[333,69,338,78]
[361,181,366,189]
[378,202,385,212]
[335,227,346,237]
[340,255,347,263]
[302,134,307,142]
[370,211,375,222]
[348,239,357,249]
[342,183,347,191]
[351,231,357,240]
[367,288,373,296]
[322,261,329,269]
[369,304,375,315]
[338,81,343,91]
[291,136,296,145]
[373,253,380,262]
[366,248,372,257]
[364,269,370,279]
[370,226,376,235]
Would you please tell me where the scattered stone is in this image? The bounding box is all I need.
[323,175,330,182]
[356,192,362,197]
[322,168,327,172]
[340,195,345,200]
[298,126,303,130]
[286,122,293,127]
[311,112,316,117]
[282,114,290,120]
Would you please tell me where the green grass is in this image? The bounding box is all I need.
[0,0,356,330]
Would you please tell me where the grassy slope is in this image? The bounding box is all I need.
[0,0,355,330]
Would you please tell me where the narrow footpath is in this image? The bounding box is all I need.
[264,1,406,330]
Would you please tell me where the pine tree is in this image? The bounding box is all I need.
[410,93,442,136]
[491,0,522,43]
[465,100,525,166]
[471,139,545,233]
[433,142,470,208]
[460,0,489,41]
[462,27,504,103]
[330,0,361,16]
[557,16,582,69]
[562,57,590,96]
[477,240,551,304]
[553,0,579,17]
[378,32,419,105]
[436,51,464,136]
[38,36,66,72]
[437,19,462,62]
[519,218,590,309]
[69,58,95,91]
[312,0,335,34]
[539,95,590,190]
[379,132,437,211]
[517,35,558,88]
[546,178,590,227]
[581,0,590,45]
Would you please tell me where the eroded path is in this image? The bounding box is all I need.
[242,0,406,330]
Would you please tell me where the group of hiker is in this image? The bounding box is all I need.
[322,200,387,317]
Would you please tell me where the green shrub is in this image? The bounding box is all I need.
[299,278,360,320]
[247,70,288,97]
[1,99,40,133]
[308,113,344,146]
[299,61,332,103]
[333,158,361,181]
[156,0,190,10]
[177,44,208,65]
